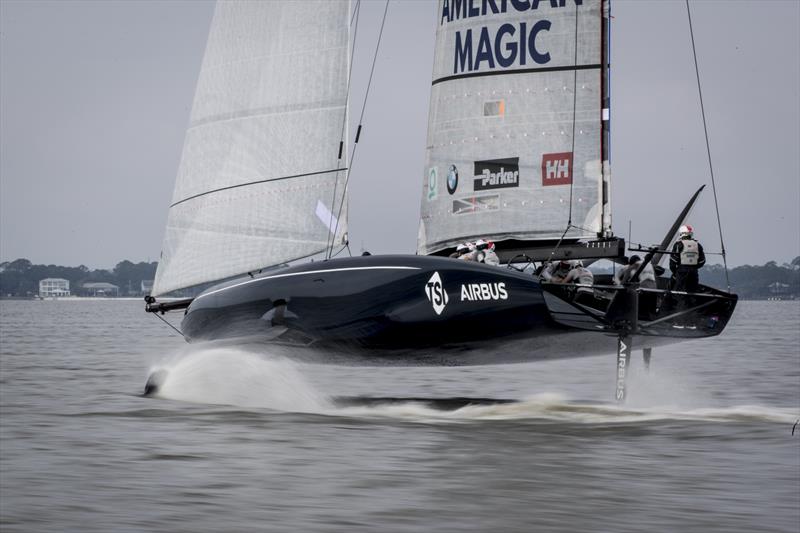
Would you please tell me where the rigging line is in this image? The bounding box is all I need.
[330,0,390,257]
[567,223,598,234]
[330,242,351,259]
[152,313,185,339]
[170,168,347,208]
[566,1,580,227]
[548,3,581,261]
[327,0,362,259]
[549,224,575,261]
[686,0,730,291]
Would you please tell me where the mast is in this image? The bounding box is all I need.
[601,0,612,237]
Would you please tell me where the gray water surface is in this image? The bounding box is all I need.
[1,300,798,532]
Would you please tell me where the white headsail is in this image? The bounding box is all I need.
[153,0,351,296]
[418,0,610,255]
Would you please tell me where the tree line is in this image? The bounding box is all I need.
[700,258,800,299]
[0,259,157,297]
[0,256,798,299]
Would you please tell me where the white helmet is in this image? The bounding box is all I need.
[475,239,487,250]
[679,224,694,238]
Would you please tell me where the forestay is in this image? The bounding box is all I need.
[418,0,610,255]
[153,0,350,296]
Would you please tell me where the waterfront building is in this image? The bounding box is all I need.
[82,282,119,297]
[39,278,70,298]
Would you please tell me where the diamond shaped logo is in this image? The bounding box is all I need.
[425,271,449,315]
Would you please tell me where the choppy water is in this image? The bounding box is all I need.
[1,299,798,532]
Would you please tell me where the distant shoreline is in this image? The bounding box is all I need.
[2,257,798,300]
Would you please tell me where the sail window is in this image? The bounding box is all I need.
[315,200,338,235]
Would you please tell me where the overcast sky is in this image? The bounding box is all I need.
[1,0,798,269]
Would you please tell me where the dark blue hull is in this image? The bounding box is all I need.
[182,255,553,356]
[177,254,730,366]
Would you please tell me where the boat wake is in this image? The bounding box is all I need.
[331,394,798,425]
[145,347,798,426]
[145,346,328,413]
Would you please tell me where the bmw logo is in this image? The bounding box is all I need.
[447,165,458,195]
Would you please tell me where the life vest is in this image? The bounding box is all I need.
[680,239,699,266]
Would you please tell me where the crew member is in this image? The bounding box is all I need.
[563,260,595,305]
[563,260,594,285]
[615,255,656,288]
[473,240,489,263]
[460,242,481,262]
[669,224,705,293]
[482,241,500,266]
[617,255,659,319]
[449,243,468,259]
[541,260,572,283]
[614,258,633,285]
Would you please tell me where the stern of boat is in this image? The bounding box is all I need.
[541,279,738,342]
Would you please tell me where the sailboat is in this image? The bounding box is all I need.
[145,0,737,398]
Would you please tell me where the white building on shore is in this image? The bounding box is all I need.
[39,278,70,298]
[81,282,120,297]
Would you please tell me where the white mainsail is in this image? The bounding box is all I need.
[418,0,610,255]
[153,0,351,296]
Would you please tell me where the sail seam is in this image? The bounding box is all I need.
[170,168,347,208]
[431,64,602,86]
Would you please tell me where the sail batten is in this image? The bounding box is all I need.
[418,0,609,255]
[153,0,351,297]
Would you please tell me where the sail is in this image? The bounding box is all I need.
[418,0,610,255]
[153,0,351,296]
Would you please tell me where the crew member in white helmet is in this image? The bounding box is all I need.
[669,224,706,292]
[541,260,572,283]
[460,242,481,262]
[473,239,488,263]
[615,255,657,288]
[563,260,594,285]
[449,243,468,259]
[563,260,595,304]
